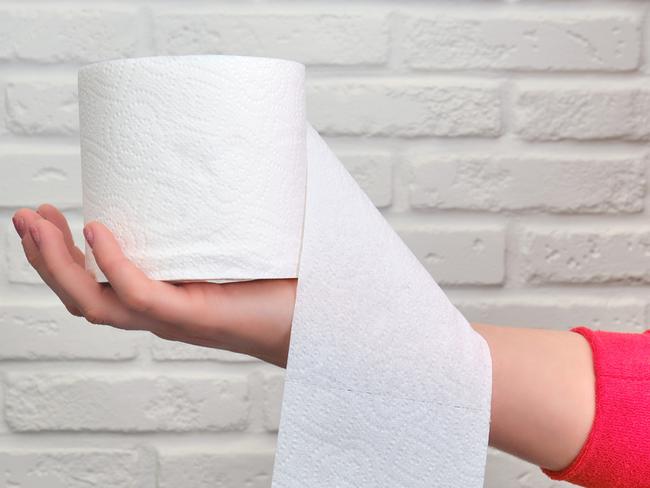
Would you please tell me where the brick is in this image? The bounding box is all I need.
[153,12,389,65]
[519,225,650,284]
[5,373,250,432]
[403,13,640,71]
[340,152,392,208]
[6,82,78,135]
[409,154,645,213]
[0,386,6,434]
[0,8,138,63]
[456,296,645,333]
[0,152,81,209]
[484,448,569,487]
[0,80,7,137]
[514,83,650,141]
[0,304,140,360]
[261,370,284,432]
[6,220,83,284]
[151,336,259,362]
[0,449,142,488]
[397,225,505,285]
[159,448,274,488]
[307,80,502,137]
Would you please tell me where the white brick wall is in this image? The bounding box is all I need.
[1,1,647,486]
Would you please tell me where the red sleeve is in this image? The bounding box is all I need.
[540,326,650,487]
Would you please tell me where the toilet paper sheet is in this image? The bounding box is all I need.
[78,55,492,487]
[272,125,492,487]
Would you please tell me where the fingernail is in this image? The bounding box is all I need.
[83,226,94,248]
[12,216,25,238]
[29,225,40,248]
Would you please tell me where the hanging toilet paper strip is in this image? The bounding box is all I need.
[271,124,492,487]
[78,55,493,487]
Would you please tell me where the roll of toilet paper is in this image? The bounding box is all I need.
[79,55,306,283]
[78,55,492,487]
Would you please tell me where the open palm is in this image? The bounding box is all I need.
[11,204,296,367]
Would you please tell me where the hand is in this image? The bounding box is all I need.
[11,204,297,368]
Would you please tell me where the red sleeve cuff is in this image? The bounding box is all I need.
[540,326,650,488]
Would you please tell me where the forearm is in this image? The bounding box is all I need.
[470,322,595,472]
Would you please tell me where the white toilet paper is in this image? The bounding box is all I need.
[79,55,306,283]
[78,55,492,487]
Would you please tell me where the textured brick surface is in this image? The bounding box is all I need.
[158,449,275,488]
[514,83,650,141]
[5,373,250,432]
[457,296,646,333]
[0,305,140,360]
[340,151,393,207]
[402,13,641,71]
[308,80,502,137]
[409,154,646,213]
[261,370,285,432]
[0,449,144,488]
[398,225,506,285]
[0,152,82,209]
[2,2,649,487]
[151,336,260,362]
[519,225,650,284]
[0,7,138,63]
[153,12,389,65]
[5,81,78,135]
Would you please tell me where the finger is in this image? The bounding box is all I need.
[86,221,218,331]
[14,209,82,316]
[36,203,84,266]
[29,216,136,327]
[18,211,185,336]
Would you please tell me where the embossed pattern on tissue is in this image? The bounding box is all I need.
[271,126,492,488]
[78,56,306,282]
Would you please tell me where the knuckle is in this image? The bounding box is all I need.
[23,245,40,267]
[82,307,107,325]
[66,305,83,317]
[123,290,151,313]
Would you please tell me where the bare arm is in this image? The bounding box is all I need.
[13,204,595,474]
[471,322,596,472]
